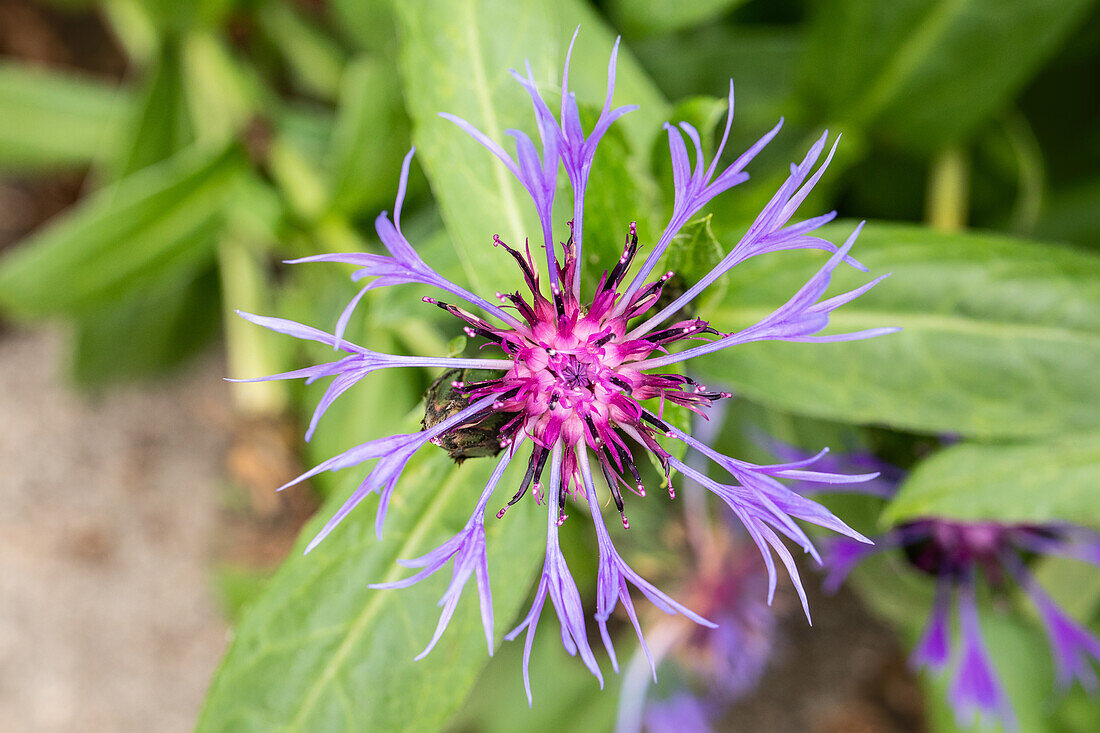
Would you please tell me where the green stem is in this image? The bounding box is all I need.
[1003,112,1044,235]
[925,146,969,232]
[218,236,289,416]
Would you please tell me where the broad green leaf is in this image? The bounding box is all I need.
[883,433,1100,527]
[801,0,1097,151]
[0,62,126,170]
[327,56,412,218]
[453,613,621,732]
[197,410,544,733]
[577,102,662,288]
[302,328,425,498]
[0,144,245,318]
[607,0,748,38]
[212,564,274,624]
[665,214,726,309]
[71,262,221,385]
[695,222,1100,438]
[395,0,667,295]
[1031,555,1100,621]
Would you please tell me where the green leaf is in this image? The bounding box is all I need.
[801,0,1097,151]
[607,0,748,38]
[257,1,347,101]
[395,0,667,295]
[882,433,1100,527]
[445,335,468,356]
[111,38,192,178]
[71,262,221,385]
[454,614,620,732]
[327,56,412,217]
[666,214,726,308]
[301,330,425,498]
[212,564,274,624]
[0,61,126,171]
[330,0,399,54]
[0,144,245,319]
[695,222,1100,438]
[1031,555,1100,621]
[576,102,662,287]
[197,410,544,732]
[181,30,267,145]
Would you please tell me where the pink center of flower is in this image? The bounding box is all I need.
[427,223,731,526]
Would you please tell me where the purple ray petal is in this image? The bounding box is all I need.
[911,580,954,671]
[949,583,1016,731]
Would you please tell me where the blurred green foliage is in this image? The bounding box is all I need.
[1,0,1099,731]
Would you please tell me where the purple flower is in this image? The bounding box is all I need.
[814,449,1100,730]
[644,693,715,733]
[237,35,894,700]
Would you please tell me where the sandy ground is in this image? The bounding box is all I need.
[0,329,229,732]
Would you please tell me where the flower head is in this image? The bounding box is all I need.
[237,35,893,699]
[814,448,1100,730]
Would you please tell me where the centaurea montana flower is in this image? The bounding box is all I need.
[236,33,895,700]
[811,449,1100,731]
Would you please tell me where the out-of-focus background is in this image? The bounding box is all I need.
[1,1,1098,731]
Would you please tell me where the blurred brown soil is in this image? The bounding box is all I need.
[724,579,927,733]
[0,0,126,78]
[0,329,230,732]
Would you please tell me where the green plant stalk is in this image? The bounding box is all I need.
[268,136,329,224]
[925,145,969,232]
[1003,112,1045,235]
[217,235,288,416]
